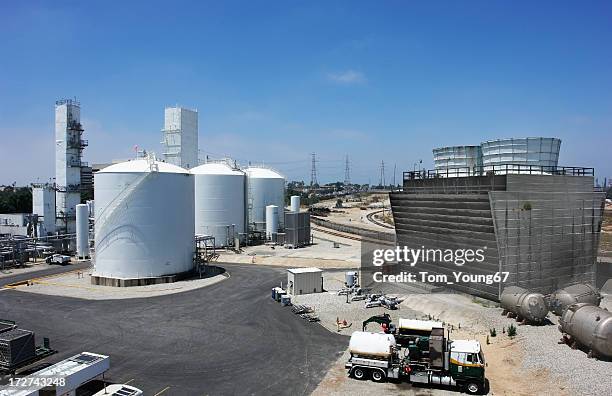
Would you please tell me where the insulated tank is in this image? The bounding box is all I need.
[191,162,245,247]
[432,145,483,177]
[349,331,396,358]
[345,271,358,287]
[500,286,549,323]
[93,159,195,279]
[549,284,601,316]
[265,205,279,238]
[481,137,561,174]
[559,303,612,358]
[290,195,301,213]
[245,167,285,231]
[75,204,89,259]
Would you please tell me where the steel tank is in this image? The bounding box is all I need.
[191,162,246,247]
[559,303,612,358]
[75,204,89,259]
[93,158,195,279]
[481,137,561,174]
[245,167,285,231]
[432,145,483,177]
[549,284,601,316]
[500,286,549,323]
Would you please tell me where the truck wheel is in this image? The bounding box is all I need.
[465,382,481,394]
[371,370,385,382]
[353,368,367,380]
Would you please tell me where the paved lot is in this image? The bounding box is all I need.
[0,261,91,287]
[0,263,348,395]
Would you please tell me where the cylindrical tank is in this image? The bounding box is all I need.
[266,205,279,238]
[559,303,612,358]
[433,145,483,177]
[191,162,245,247]
[93,159,195,279]
[481,137,561,174]
[290,195,300,213]
[500,286,549,323]
[245,167,285,231]
[345,271,358,287]
[549,284,601,316]
[349,331,397,358]
[75,204,89,259]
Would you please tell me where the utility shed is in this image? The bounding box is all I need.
[287,267,323,295]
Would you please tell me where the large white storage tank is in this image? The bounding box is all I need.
[433,145,483,177]
[245,167,285,231]
[93,158,194,280]
[481,137,561,174]
[191,162,246,247]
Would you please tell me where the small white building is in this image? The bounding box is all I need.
[287,267,323,295]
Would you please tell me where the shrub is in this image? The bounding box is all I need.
[489,328,497,337]
[508,324,517,338]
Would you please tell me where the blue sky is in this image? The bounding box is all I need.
[1,1,611,185]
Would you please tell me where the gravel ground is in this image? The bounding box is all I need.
[298,269,611,395]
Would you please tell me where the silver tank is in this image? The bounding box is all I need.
[559,303,612,358]
[500,286,549,324]
[549,284,601,316]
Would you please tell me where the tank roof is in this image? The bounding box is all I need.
[99,159,189,174]
[481,137,561,144]
[191,162,244,175]
[244,167,284,179]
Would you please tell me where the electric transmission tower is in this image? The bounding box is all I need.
[379,160,386,187]
[344,155,351,187]
[310,152,318,187]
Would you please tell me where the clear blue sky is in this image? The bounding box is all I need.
[1,1,611,185]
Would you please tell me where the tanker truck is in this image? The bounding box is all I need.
[345,331,486,394]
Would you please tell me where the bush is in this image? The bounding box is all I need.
[522,202,532,211]
[507,324,517,338]
[489,328,497,337]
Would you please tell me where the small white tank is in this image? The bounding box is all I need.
[266,205,279,238]
[290,195,300,213]
[245,167,285,231]
[191,162,246,247]
[76,204,89,259]
[93,158,194,279]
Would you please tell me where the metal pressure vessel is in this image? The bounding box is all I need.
[559,303,612,358]
[500,286,549,324]
[549,284,601,316]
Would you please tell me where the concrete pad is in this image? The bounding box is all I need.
[12,267,228,300]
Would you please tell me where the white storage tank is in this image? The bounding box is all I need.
[93,158,195,280]
[245,167,285,231]
[481,137,561,174]
[433,145,483,177]
[76,204,89,259]
[191,162,246,247]
[290,195,300,213]
[265,205,279,238]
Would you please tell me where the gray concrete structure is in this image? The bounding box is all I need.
[390,173,605,300]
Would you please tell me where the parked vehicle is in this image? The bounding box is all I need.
[346,330,486,394]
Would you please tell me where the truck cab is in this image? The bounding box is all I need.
[449,340,486,394]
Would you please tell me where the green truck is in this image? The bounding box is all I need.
[346,320,486,394]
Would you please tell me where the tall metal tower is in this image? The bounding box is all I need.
[310,153,318,187]
[55,99,87,233]
[161,106,198,169]
[379,160,386,187]
[344,155,351,187]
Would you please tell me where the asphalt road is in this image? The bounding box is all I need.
[0,261,91,288]
[0,263,348,395]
